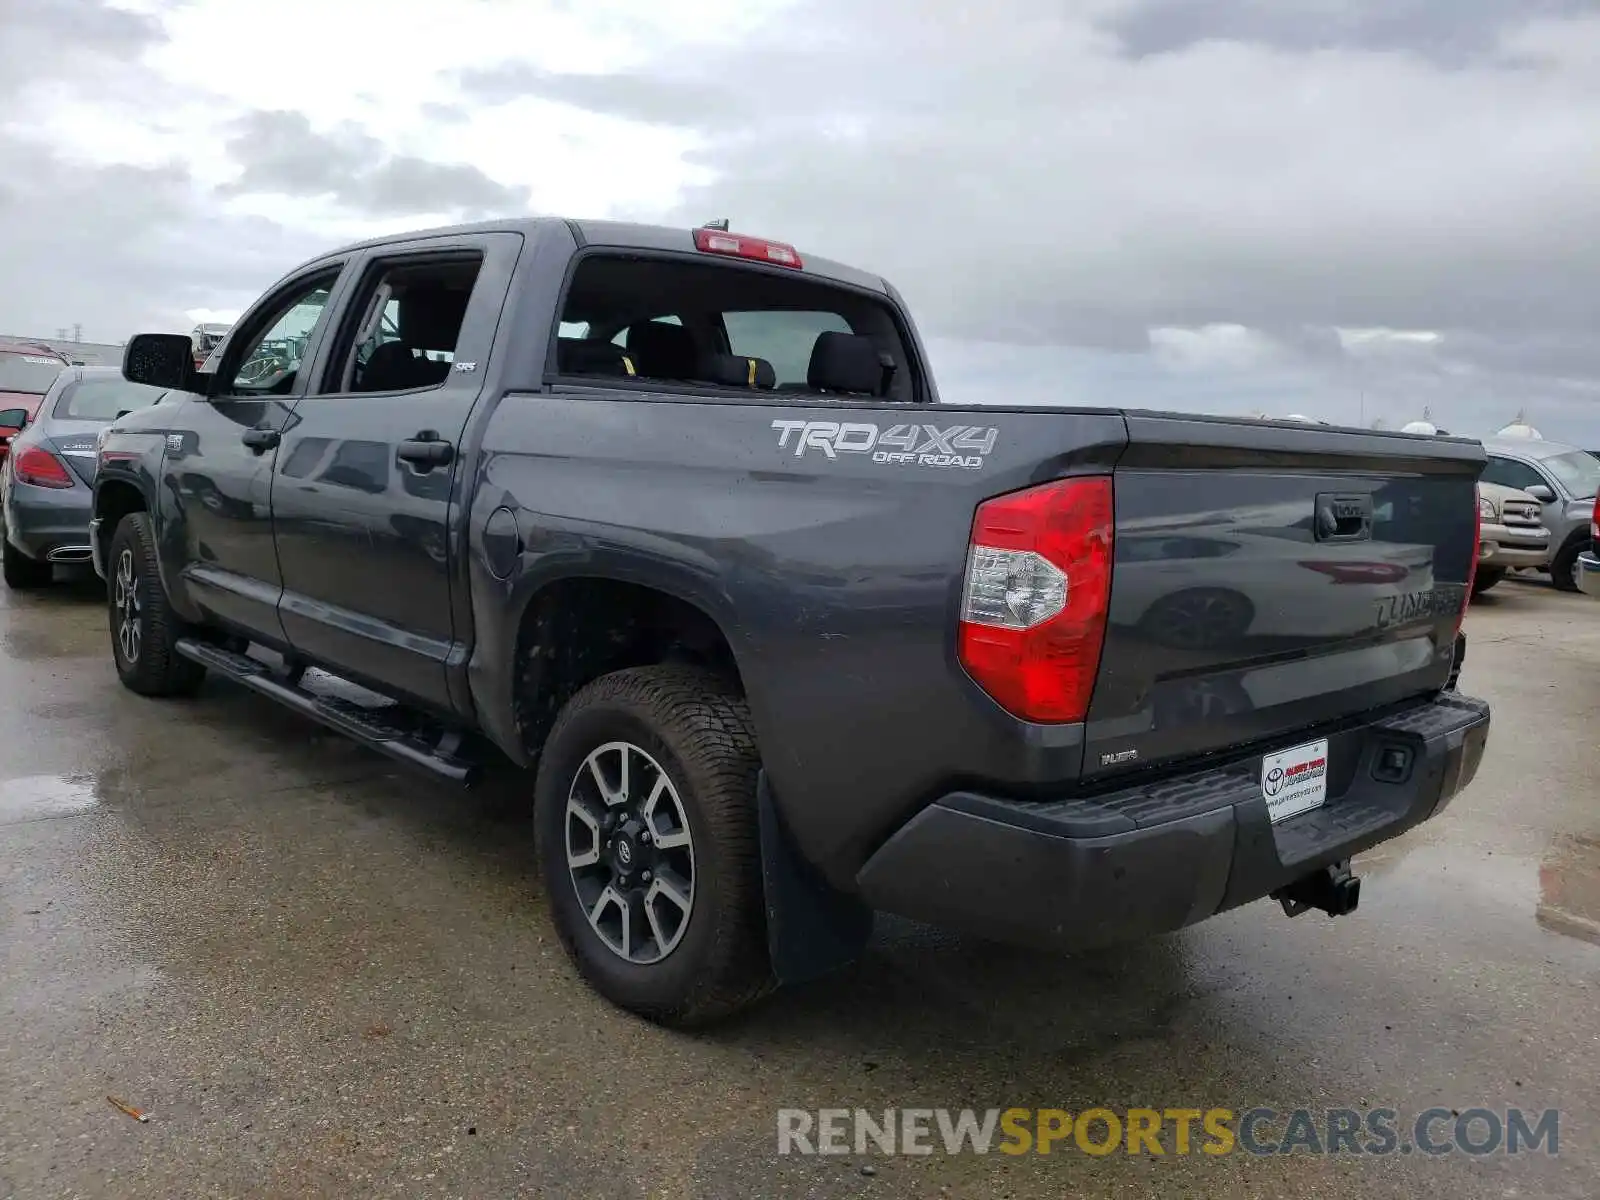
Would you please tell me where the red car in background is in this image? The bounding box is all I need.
[0,344,71,466]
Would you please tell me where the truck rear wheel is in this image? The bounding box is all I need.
[533,665,773,1026]
[108,513,206,697]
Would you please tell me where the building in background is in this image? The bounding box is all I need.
[0,334,124,368]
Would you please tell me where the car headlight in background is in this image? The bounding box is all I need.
[1478,495,1497,520]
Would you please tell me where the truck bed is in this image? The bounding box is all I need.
[473,393,1482,887]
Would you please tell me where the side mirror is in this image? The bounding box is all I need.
[1526,483,1555,503]
[123,333,197,391]
[0,408,27,453]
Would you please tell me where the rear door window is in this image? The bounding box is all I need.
[324,254,484,394]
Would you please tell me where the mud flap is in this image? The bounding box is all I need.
[757,773,874,985]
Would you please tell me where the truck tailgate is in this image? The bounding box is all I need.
[1083,414,1482,780]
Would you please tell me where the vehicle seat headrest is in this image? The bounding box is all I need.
[556,338,637,377]
[699,352,776,389]
[625,322,698,379]
[397,286,471,351]
[807,331,889,395]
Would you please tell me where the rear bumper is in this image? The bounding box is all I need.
[3,484,93,562]
[855,691,1490,951]
[1577,551,1600,598]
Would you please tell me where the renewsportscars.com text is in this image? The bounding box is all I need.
[776,1107,1559,1157]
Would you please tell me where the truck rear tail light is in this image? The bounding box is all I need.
[958,476,1114,723]
[14,446,74,489]
[692,228,803,269]
[1455,501,1481,635]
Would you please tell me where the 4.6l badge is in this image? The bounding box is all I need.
[771,419,997,469]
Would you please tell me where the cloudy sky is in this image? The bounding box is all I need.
[4,0,1600,441]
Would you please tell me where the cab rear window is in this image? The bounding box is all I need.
[552,254,920,403]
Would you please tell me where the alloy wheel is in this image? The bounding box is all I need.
[113,548,141,664]
[565,740,695,964]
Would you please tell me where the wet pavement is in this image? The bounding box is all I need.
[1,571,1597,1199]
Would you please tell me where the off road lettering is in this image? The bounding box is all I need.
[771,420,997,470]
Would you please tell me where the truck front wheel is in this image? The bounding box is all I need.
[1550,536,1587,593]
[533,665,773,1026]
[108,513,206,697]
[1471,566,1506,597]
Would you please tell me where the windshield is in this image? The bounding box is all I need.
[1543,450,1600,499]
[54,378,166,421]
[0,352,67,394]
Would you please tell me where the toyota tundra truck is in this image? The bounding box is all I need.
[92,218,1491,1025]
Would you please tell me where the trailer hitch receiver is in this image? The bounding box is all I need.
[1273,859,1361,918]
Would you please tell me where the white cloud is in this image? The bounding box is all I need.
[3,0,1600,444]
[1149,324,1285,372]
[183,307,241,326]
[1338,329,1443,351]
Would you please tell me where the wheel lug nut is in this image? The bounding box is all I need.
[640,831,651,844]
[642,870,652,883]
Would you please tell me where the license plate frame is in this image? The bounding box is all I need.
[1261,737,1331,824]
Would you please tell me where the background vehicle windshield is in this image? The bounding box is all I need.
[53,378,166,421]
[0,352,67,394]
[1543,450,1600,499]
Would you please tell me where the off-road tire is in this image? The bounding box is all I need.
[1550,536,1586,593]
[108,512,206,697]
[2,537,52,589]
[534,665,774,1026]
[1471,566,1506,597]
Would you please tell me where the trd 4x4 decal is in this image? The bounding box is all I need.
[771,420,997,469]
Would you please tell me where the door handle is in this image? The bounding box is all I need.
[397,432,454,469]
[1314,493,1373,542]
[241,427,280,453]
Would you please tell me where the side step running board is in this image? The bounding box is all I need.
[175,638,481,785]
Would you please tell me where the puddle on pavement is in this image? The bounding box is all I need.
[1538,833,1600,948]
[0,774,99,825]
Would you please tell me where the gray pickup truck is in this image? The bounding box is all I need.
[93,218,1491,1024]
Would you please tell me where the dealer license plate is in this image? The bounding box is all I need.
[1261,738,1330,824]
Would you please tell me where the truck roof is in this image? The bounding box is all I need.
[323,217,891,295]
